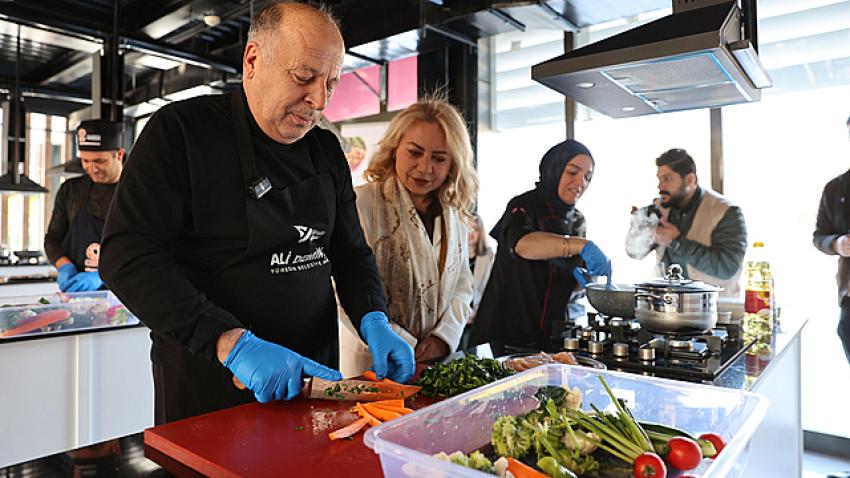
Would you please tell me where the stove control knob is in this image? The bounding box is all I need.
[638,347,656,361]
[581,327,594,340]
[612,342,629,357]
[588,340,605,354]
[563,337,580,351]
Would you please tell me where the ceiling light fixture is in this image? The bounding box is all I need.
[203,14,221,27]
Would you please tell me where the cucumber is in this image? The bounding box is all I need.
[639,421,717,458]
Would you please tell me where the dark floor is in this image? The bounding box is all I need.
[0,434,172,478]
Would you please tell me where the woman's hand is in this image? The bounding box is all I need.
[415,335,450,363]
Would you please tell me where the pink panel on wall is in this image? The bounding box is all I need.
[388,56,418,112]
[323,65,381,122]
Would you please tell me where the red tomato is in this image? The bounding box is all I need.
[699,432,726,458]
[633,452,667,478]
[666,436,702,471]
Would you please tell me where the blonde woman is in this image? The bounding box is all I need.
[342,97,478,367]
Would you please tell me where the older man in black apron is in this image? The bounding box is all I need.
[100,2,415,424]
[45,119,125,292]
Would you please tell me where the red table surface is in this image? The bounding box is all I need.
[145,398,395,478]
[144,368,437,478]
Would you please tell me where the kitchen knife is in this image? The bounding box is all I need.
[302,377,421,401]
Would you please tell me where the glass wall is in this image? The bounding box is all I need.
[1,113,67,254]
[477,0,850,441]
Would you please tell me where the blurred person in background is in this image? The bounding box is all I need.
[45,119,124,292]
[469,139,611,356]
[345,136,366,171]
[813,115,850,365]
[625,148,747,297]
[457,214,494,350]
[341,96,477,368]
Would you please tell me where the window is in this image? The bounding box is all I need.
[477,29,567,230]
[1,113,66,254]
[722,0,850,440]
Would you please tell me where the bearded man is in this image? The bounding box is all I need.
[626,148,747,297]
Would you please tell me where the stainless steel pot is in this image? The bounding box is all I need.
[634,264,720,335]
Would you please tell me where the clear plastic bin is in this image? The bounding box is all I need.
[0,291,138,339]
[365,364,768,478]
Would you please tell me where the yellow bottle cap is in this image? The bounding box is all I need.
[753,241,764,248]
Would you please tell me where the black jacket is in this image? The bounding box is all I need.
[100,91,386,364]
[814,169,850,304]
[470,189,585,352]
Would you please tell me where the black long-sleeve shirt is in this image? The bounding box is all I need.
[44,176,115,264]
[100,91,386,363]
[813,169,850,303]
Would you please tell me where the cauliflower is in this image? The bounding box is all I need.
[562,430,600,455]
[564,386,582,411]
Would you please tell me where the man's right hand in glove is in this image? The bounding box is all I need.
[56,263,79,292]
[219,329,342,402]
[360,311,415,383]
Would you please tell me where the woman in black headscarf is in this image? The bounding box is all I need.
[469,139,611,355]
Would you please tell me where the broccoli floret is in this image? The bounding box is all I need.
[466,451,495,473]
[491,416,533,458]
[435,451,496,474]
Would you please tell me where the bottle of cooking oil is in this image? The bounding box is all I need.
[743,241,774,347]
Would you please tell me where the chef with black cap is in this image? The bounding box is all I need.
[44,119,124,292]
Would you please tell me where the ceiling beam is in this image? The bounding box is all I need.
[162,2,252,45]
[0,2,238,73]
[126,0,197,33]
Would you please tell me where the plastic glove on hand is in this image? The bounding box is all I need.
[56,263,79,292]
[224,330,342,402]
[572,267,591,288]
[66,271,103,292]
[578,240,612,278]
[360,311,415,383]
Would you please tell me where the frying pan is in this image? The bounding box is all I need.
[585,283,636,318]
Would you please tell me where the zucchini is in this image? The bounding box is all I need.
[639,421,717,458]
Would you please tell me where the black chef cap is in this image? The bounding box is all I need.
[536,139,594,213]
[77,119,124,151]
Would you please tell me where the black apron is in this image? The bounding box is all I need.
[152,92,339,424]
[61,179,106,272]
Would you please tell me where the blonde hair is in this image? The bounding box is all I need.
[364,97,478,216]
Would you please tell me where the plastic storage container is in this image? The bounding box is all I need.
[0,291,138,339]
[365,364,768,478]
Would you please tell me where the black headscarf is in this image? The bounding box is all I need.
[535,139,594,215]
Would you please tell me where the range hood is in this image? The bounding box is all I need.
[531,1,771,118]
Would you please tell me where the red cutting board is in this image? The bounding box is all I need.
[144,393,437,478]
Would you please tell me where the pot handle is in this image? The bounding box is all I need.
[634,292,662,301]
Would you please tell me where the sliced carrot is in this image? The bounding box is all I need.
[369,405,413,415]
[328,417,369,440]
[506,458,549,478]
[354,402,382,426]
[368,399,406,409]
[362,370,408,386]
[362,403,402,421]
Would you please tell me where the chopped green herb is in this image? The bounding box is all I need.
[294,426,304,431]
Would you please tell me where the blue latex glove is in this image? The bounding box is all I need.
[578,240,612,278]
[56,263,79,292]
[66,271,103,292]
[224,330,342,402]
[572,266,592,288]
[360,311,415,383]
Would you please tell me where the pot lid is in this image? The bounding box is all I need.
[637,264,721,292]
